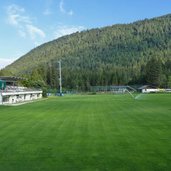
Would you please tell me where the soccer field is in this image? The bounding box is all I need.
[0,94,171,171]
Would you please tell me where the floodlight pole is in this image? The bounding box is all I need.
[58,60,62,96]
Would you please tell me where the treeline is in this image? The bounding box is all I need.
[15,57,171,91]
[1,14,171,90]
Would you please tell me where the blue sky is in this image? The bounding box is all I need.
[0,0,171,69]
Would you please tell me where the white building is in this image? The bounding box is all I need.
[0,76,42,105]
[138,85,167,93]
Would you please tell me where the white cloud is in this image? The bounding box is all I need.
[59,0,73,16]
[8,14,19,26]
[0,58,16,69]
[0,50,28,69]
[6,4,46,41]
[26,24,46,39]
[6,4,31,26]
[54,25,85,38]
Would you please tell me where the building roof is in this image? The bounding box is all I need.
[138,85,157,90]
[0,76,26,82]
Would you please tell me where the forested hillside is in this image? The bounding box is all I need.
[1,14,171,90]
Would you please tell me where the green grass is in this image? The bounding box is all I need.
[0,94,171,171]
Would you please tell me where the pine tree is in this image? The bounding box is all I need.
[167,76,171,88]
[145,58,162,86]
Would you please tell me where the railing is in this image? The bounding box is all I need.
[1,86,41,93]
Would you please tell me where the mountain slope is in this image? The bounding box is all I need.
[2,14,171,89]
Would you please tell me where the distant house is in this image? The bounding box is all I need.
[0,76,42,105]
[138,85,163,93]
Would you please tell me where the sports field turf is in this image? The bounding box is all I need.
[0,94,171,171]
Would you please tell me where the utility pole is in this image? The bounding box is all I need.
[58,60,62,96]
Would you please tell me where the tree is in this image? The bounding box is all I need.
[145,58,162,86]
[167,76,171,88]
[2,14,171,90]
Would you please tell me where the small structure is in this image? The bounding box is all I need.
[138,85,164,93]
[90,85,136,94]
[0,76,42,105]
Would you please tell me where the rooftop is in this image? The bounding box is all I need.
[0,76,26,82]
